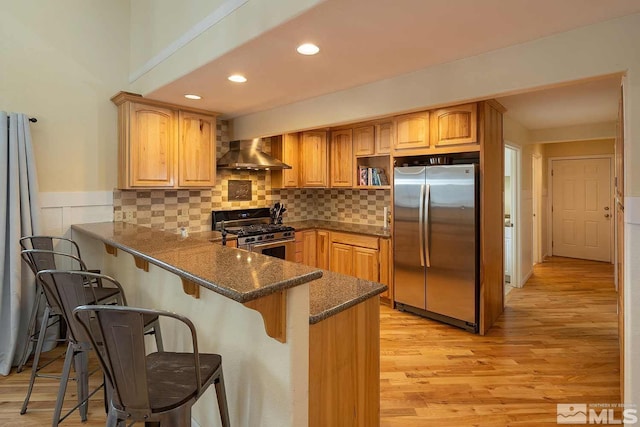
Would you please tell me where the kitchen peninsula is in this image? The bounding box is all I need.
[71,222,386,427]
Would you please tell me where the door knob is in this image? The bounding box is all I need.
[605,214,611,218]
[604,206,610,211]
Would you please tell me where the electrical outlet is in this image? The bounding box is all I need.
[114,211,123,222]
[124,211,134,221]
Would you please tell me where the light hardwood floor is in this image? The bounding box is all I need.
[0,257,619,426]
[380,256,620,426]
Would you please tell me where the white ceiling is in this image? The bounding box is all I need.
[148,0,639,129]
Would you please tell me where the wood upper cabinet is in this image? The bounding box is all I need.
[330,129,353,187]
[317,230,330,270]
[112,92,218,189]
[300,131,328,188]
[127,102,176,188]
[375,122,392,154]
[178,111,216,187]
[430,103,478,147]
[393,111,429,151]
[271,133,299,188]
[353,126,375,156]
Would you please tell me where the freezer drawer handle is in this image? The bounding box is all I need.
[419,184,425,267]
[425,183,431,268]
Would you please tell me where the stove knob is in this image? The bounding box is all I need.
[257,236,263,241]
[247,237,254,242]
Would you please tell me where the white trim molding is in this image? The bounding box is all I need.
[625,197,640,225]
[129,0,250,83]
[40,191,113,237]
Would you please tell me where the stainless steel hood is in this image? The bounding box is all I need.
[217,139,291,170]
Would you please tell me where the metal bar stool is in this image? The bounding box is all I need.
[28,269,163,427]
[73,304,230,427]
[17,235,120,372]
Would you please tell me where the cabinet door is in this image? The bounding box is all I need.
[316,230,330,270]
[330,129,353,187]
[129,103,176,187]
[394,112,429,151]
[378,238,391,300]
[300,131,328,187]
[375,122,392,154]
[430,103,477,147]
[353,247,379,282]
[178,111,216,187]
[302,230,317,267]
[353,126,375,156]
[330,242,353,276]
[282,133,300,187]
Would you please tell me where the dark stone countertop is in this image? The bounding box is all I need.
[308,270,387,324]
[72,222,322,303]
[286,220,391,238]
[72,222,387,323]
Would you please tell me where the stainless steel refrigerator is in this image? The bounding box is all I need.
[393,164,479,332]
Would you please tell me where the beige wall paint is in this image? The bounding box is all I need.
[0,0,129,192]
[531,121,616,143]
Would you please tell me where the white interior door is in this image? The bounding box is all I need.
[551,158,612,262]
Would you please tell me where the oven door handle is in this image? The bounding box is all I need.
[249,239,295,251]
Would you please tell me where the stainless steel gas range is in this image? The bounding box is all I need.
[212,208,295,261]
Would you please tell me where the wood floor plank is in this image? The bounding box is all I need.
[380,256,620,426]
[0,257,619,426]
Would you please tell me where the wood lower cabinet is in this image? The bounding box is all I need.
[178,111,216,187]
[296,230,317,266]
[309,296,380,427]
[271,133,299,188]
[329,232,380,282]
[316,230,330,270]
[300,131,328,187]
[330,242,354,276]
[112,92,218,189]
[430,103,478,148]
[330,129,353,187]
[378,238,392,302]
[393,111,429,152]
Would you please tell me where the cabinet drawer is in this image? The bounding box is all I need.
[330,231,378,250]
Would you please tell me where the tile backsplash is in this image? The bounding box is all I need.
[113,120,391,232]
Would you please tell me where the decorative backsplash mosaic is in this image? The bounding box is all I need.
[113,120,391,232]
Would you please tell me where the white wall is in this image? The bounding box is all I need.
[230,13,640,404]
[40,192,113,237]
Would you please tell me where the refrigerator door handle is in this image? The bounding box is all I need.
[424,183,431,268]
[419,184,425,267]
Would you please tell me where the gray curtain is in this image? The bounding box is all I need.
[0,112,41,375]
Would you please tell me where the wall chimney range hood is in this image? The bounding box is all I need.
[217,139,291,170]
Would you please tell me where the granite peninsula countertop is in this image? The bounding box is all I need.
[71,222,322,303]
[286,220,391,238]
[72,222,387,323]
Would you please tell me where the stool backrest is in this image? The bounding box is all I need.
[20,235,82,258]
[73,305,203,419]
[36,270,124,346]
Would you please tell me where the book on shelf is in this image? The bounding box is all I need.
[358,166,388,186]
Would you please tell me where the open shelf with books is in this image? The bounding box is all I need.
[354,154,391,189]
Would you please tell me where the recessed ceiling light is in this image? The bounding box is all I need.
[184,94,202,100]
[228,74,247,83]
[297,43,320,55]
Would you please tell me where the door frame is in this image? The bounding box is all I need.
[547,155,614,263]
[504,143,521,287]
[532,154,543,264]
